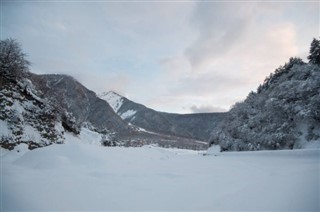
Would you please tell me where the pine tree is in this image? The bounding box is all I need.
[307,38,320,65]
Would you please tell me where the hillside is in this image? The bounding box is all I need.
[210,54,320,151]
[32,74,132,135]
[0,75,67,149]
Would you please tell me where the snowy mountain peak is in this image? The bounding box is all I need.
[100,91,124,113]
[101,91,123,98]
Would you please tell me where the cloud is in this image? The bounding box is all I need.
[184,2,300,75]
[159,56,192,77]
[3,1,318,114]
[185,2,254,72]
[157,2,306,113]
[190,105,227,113]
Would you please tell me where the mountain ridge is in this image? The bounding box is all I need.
[101,91,226,141]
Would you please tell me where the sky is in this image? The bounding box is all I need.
[1,1,319,113]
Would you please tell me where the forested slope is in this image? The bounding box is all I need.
[209,38,320,151]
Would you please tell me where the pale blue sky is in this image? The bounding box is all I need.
[1,1,319,113]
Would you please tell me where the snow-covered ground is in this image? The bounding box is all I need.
[1,142,319,211]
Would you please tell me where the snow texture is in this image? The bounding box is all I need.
[1,141,319,211]
[20,125,42,144]
[100,91,124,113]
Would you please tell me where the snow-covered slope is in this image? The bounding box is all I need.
[1,142,319,211]
[210,59,320,151]
[0,77,66,149]
[100,91,138,122]
[100,91,124,113]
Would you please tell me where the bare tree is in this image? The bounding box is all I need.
[0,38,30,81]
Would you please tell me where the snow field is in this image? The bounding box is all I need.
[1,142,319,211]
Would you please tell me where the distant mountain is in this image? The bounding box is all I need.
[101,91,226,141]
[32,75,208,149]
[163,112,226,141]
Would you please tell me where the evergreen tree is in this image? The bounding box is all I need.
[307,38,320,65]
